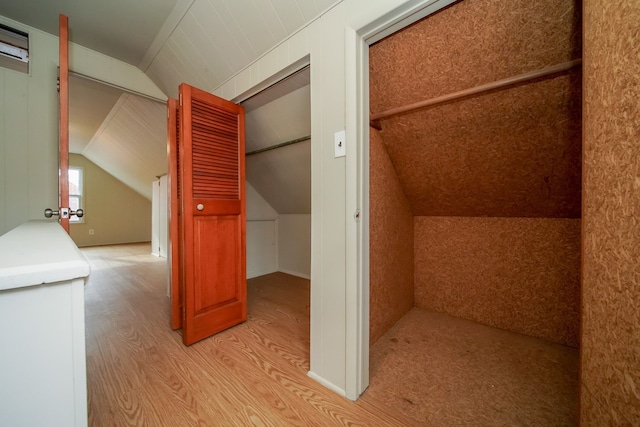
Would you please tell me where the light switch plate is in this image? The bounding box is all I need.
[334,130,346,158]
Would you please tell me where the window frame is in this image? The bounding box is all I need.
[68,166,84,223]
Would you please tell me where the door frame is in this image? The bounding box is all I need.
[59,14,70,232]
[344,0,461,400]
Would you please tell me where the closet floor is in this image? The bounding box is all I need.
[367,308,580,426]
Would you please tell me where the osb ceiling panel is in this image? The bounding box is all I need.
[370,0,582,218]
[379,73,582,218]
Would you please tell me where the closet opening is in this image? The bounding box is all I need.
[240,66,312,369]
[365,0,581,424]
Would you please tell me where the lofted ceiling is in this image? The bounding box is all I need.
[69,74,122,154]
[0,0,322,211]
[369,0,582,219]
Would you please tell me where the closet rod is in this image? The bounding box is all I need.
[370,58,582,125]
[246,135,311,156]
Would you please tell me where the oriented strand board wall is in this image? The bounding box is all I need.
[370,0,581,112]
[369,0,582,218]
[368,0,583,346]
[415,217,581,347]
[373,74,582,218]
[582,0,640,424]
[370,128,414,344]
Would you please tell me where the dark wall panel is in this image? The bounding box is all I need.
[582,0,640,424]
[369,0,582,218]
[414,217,581,347]
[370,128,414,344]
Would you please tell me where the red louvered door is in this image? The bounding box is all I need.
[178,83,246,346]
[167,98,182,330]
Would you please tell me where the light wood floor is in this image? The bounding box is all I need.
[82,243,416,426]
[83,243,578,426]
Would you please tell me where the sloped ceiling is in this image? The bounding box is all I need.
[143,0,338,98]
[0,0,324,213]
[244,68,311,214]
[80,93,167,200]
[369,0,582,218]
[69,74,122,154]
[0,0,323,213]
[68,67,311,208]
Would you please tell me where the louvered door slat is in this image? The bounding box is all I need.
[168,98,182,331]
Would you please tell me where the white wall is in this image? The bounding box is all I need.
[278,214,311,279]
[0,15,166,237]
[213,0,446,398]
[0,0,452,401]
[69,154,152,247]
[0,17,58,235]
[246,182,278,278]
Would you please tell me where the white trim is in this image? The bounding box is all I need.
[360,0,459,45]
[232,56,310,104]
[307,371,346,396]
[278,269,311,280]
[275,217,280,275]
[344,0,461,400]
[344,25,369,401]
[247,269,278,280]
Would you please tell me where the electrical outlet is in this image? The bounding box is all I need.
[334,130,346,158]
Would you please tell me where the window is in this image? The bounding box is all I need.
[0,23,29,74]
[69,167,83,223]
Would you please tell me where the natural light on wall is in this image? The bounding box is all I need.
[69,167,83,223]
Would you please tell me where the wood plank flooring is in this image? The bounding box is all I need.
[83,243,578,426]
[82,243,416,426]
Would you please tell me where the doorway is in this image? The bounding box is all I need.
[68,72,167,249]
[240,66,312,368]
[361,0,581,423]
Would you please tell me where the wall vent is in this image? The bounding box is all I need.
[0,23,29,74]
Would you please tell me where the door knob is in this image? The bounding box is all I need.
[44,208,58,218]
[44,208,84,218]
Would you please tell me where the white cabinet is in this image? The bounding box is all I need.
[0,221,90,427]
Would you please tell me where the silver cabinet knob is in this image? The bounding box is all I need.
[197,204,204,211]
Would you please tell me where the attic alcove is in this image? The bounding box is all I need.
[67,73,166,248]
[366,0,581,422]
[241,66,312,280]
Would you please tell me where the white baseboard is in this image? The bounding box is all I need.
[307,371,346,397]
[278,269,310,280]
[247,268,278,279]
